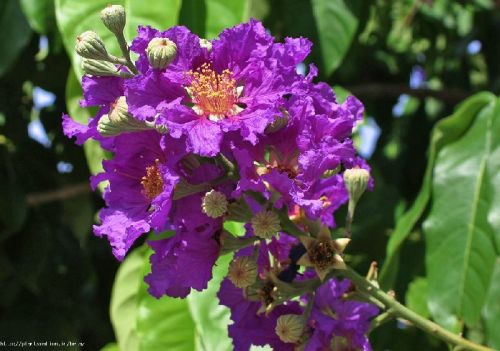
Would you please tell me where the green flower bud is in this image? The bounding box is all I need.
[343,167,369,204]
[100,5,126,35]
[275,314,304,344]
[251,210,281,239]
[228,256,258,288]
[147,38,177,69]
[201,190,228,218]
[97,96,150,136]
[75,31,109,61]
[81,58,133,78]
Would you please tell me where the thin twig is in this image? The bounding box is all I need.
[26,182,90,207]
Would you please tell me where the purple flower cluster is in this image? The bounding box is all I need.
[64,18,376,350]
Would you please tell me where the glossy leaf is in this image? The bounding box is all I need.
[311,0,360,76]
[379,93,497,289]
[0,0,32,77]
[405,277,430,319]
[423,95,500,331]
[124,0,181,40]
[187,254,232,351]
[110,246,196,351]
[483,259,500,349]
[205,0,248,39]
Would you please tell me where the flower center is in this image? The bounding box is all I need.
[141,160,163,200]
[187,63,240,120]
[309,240,336,269]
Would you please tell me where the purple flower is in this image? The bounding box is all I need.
[145,217,221,298]
[218,278,302,351]
[232,91,363,226]
[125,20,311,156]
[63,75,125,150]
[92,131,184,260]
[305,278,379,351]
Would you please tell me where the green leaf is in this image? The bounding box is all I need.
[187,254,232,351]
[110,246,196,351]
[483,258,500,349]
[223,221,246,236]
[405,277,430,319]
[423,95,500,330]
[124,0,182,40]
[379,92,497,289]
[100,343,119,351]
[20,0,56,35]
[0,0,32,77]
[205,0,248,39]
[179,0,207,37]
[311,0,360,76]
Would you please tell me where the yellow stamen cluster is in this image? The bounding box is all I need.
[187,63,239,120]
[141,160,164,200]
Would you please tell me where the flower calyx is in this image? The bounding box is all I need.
[297,226,350,281]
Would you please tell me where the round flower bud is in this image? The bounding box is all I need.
[82,58,133,78]
[228,256,257,288]
[100,5,126,35]
[343,167,370,204]
[251,210,280,239]
[202,190,228,218]
[199,38,212,52]
[75,31,109,61]
[98,96,149,136]
[147,38,177,69]
[275,314,304,344]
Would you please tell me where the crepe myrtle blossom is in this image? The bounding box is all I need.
[124,20,311,156]
[306,279,379,351]
[63,9,383,351]
[232,90,370,227]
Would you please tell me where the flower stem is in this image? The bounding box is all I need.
[343,267,494,351]
[114,31,138,74]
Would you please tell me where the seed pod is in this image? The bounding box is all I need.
[251,210,281,239]
[275,314,304,344]
[201,190,228,218]
[228,256,258,288]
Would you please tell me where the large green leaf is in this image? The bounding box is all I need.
[0,0,32,77]
[110,246,196,351]
[379,93,497,289]
[187,254,232,351]
[483,259,500,349]
[423,95,500,331]
[205,0,249,39]
[310,0,360,76]
[124,0,181,40]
